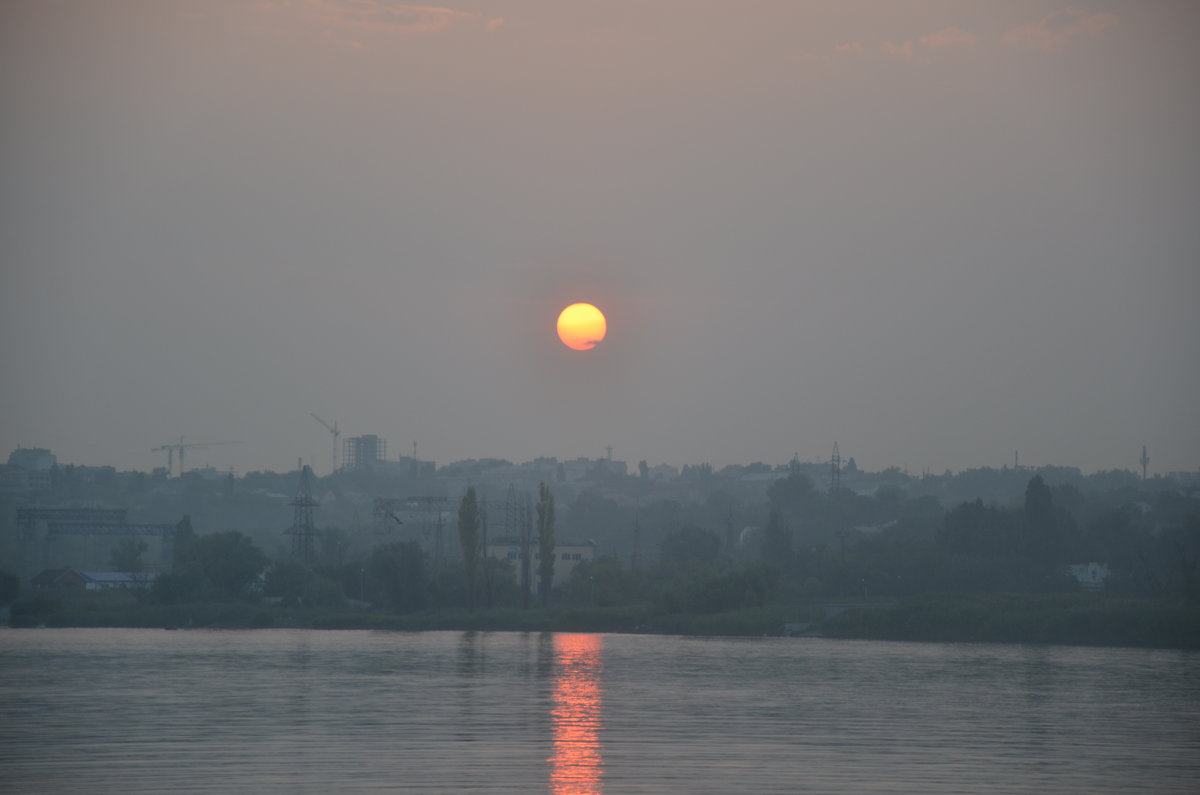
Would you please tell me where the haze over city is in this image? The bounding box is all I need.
[3,0,1197,477]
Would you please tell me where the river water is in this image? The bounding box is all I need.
[0,628,1196,793]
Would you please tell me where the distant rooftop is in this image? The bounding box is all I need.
[8,447,57,471]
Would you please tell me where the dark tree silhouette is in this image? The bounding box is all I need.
[762,510,792,563]
[457,487,481,610]
[537,482,556,605]
[661,525,723,568]
[1023,475,1059,566]
[109,537,148,573]
[366,541,429,611]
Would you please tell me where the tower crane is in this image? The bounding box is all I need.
[152,437,241,477]
[311,413,340,475]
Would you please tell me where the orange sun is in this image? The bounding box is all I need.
[556,303,607,351]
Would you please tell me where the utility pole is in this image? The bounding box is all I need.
[1140,445,1150,481]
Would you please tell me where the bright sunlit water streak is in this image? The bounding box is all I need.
[0,629,1197,793]
[550,634,604,794]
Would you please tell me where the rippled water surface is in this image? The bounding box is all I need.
[1,628,1197,793]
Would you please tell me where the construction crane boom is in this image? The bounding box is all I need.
[151,436,241,477]
[311,413,340,475]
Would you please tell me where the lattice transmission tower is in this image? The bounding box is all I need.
[286,465,319,562]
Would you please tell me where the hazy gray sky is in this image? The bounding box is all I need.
[2,0,1197,476]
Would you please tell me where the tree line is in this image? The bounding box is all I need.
[6,473,1195,619]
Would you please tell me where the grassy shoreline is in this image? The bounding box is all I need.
[818,593,1200,649]
[7,592,1198,649]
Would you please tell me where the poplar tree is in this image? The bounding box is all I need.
[480,496,493,609]
[458,487,480,610]
[536,482,556,605]
[520,490,534,609]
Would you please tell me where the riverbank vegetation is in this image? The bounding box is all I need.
[8,584,1198,649]
[5,468,1198,649]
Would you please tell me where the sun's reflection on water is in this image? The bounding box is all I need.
[549,633,604,795]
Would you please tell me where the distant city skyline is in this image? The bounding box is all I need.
[6,437,1189,480]
[3,1,1197,478]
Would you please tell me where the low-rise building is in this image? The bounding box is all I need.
[1066,562,1111,591]
[31,568,88,590]
[79,571,158,590]
[32,568,156,591]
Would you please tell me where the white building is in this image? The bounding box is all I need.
[486,538,595,592]
[1066,562,1111,591]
